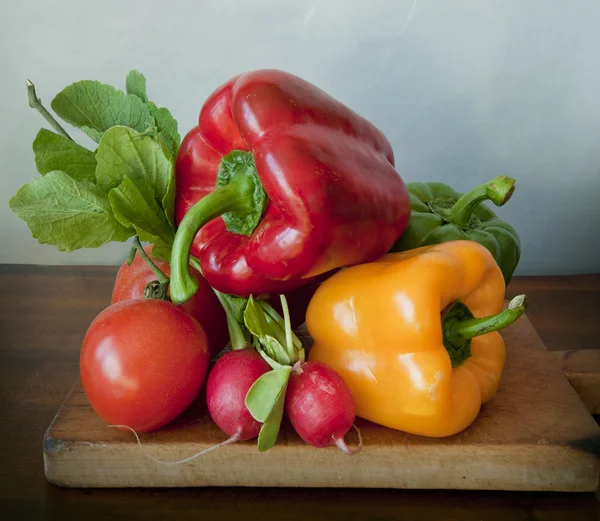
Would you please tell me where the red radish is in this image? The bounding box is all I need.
[206,349,272,442]
[285,361,362,454]
[106,348,271,466]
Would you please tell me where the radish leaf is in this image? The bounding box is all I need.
[51,80,155,143]
[9,171,131,250]
[33,129,96,182]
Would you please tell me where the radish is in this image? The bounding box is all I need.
[206,348,272,442]
[285,361,362,454]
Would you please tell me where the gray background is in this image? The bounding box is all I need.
[1,0,599,274]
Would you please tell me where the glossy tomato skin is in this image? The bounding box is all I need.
[80,299,210,432]
[111,245,228,357]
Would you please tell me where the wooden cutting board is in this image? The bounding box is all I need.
[43,316,600,491]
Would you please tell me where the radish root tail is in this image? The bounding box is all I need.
[107,424,240,465]
[334,424,363,455]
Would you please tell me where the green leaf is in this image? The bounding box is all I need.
[9,171,131,251]
[124,70,180,159]
[108,177,174,245]
[245,367,291,422]
[33,129,96,182]
[162,163,176,228]
[244,297,291,365]
[95,126,174,209]
[262,336,291,366]
[255,346,285,370]
[150,240,172,263]
[81,126,103,143]
[51,80,155,143]
[126,70,147,102]
[245,366,292,452]
[258,300,302,351]
[147,102,180,160]
[257,391,288,452]
[220,294,249,323]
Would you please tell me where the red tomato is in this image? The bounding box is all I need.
[80,299,210,432]
[112,245,228,357]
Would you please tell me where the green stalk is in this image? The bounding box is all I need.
[213,290,248,351]
[280,295,294,359]
[189,256,248,351]
[26,80,72,140]
[442,294,527,367]
[129,236,170,300]
[131,237,169,285]
[449,176,515,228]
[449,294,527,341]
[170,172,258,305]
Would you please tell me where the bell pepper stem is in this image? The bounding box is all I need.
[26,80,73,141]
[170,172,258,305]
[450,176,516,228]
[450,294,527,341]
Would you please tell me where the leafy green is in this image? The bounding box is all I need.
[9,170,131,251]
[124,70,180,159]
[149,240,172,263]
[51,80,155,143]
[147,103,180,160]
[258,299,303,352]
[161,162,176,228]
[254,346,285,370]
[221,294,250,323]
[244,297,291,365]
[257,393,288,452]
[32,129,96,182]
[245,367,291,422]
[95,126,174,204]
[108,176,174,245]
[245,367,292,452]
[125,70,147,102]
[13,72,182,257]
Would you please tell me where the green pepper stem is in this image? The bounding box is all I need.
[170,173,257,305]
[450,176,516,228]
[449,294,527,341]
[26,80,73,141]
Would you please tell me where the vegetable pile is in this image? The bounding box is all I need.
[10,69,527,458]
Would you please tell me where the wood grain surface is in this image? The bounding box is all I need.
[1,266,599,519]
[43,316,600,491]
[552,350,600,414]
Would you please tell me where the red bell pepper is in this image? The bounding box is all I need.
[170,70,410,301]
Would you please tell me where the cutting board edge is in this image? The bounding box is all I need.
[43,316,600,491]
[42,431,600,492]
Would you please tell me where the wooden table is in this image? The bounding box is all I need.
[1,266,599,520]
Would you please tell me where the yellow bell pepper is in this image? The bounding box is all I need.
[306,240,527,437]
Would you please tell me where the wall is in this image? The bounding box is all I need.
[1,0,599,274]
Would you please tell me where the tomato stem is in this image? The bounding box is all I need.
[131,236,170,300]
[26,80,73,141]
[126,242,137,266]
